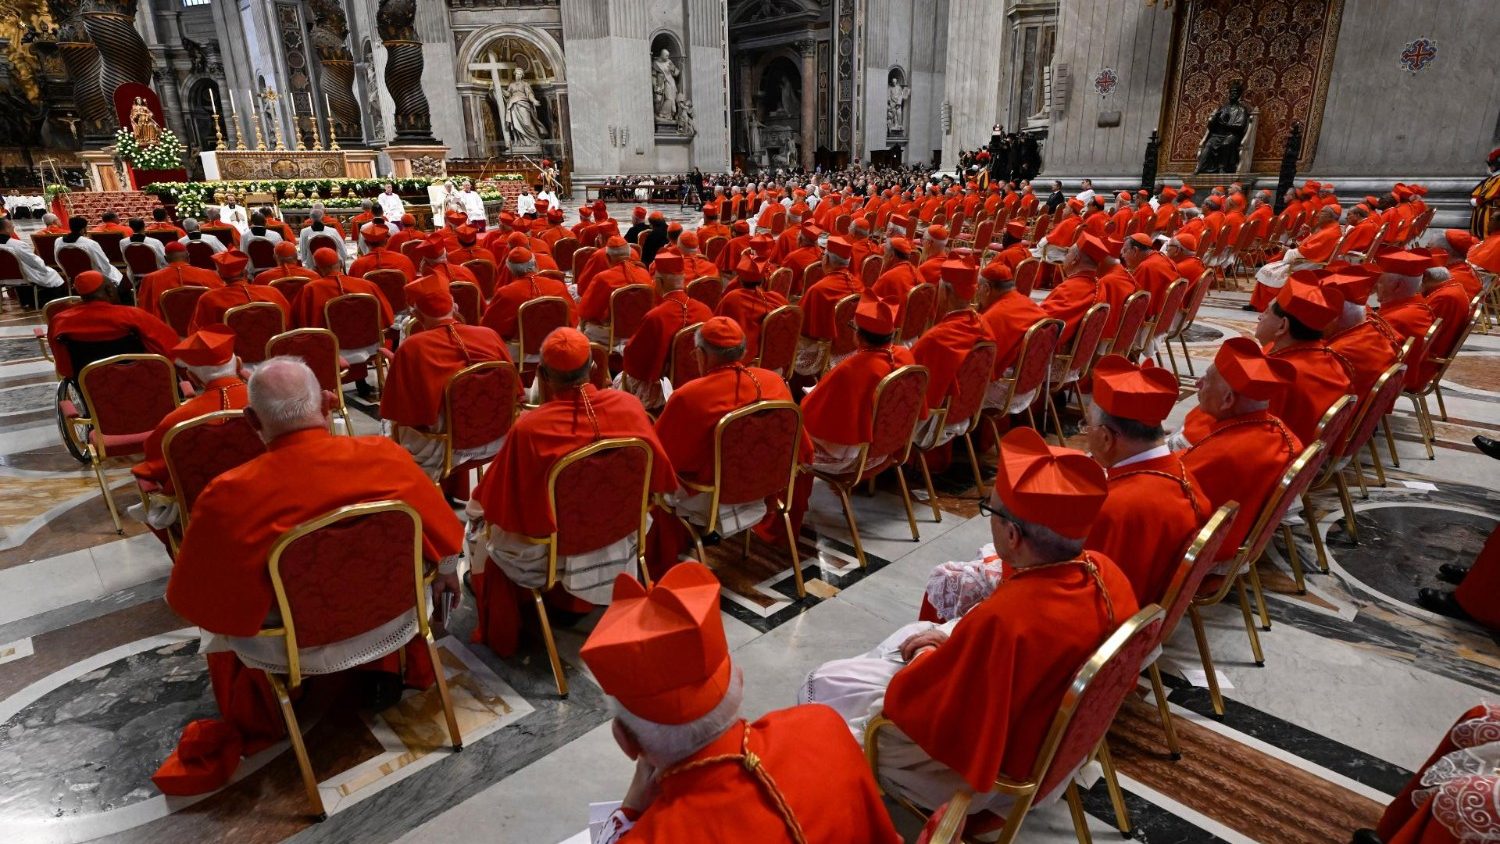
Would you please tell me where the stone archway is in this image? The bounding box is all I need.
[457,25,569,161]
[739,46,805,169]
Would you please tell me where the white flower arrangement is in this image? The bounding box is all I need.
[115,127,185,170]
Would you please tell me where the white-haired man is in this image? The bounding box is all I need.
[178,217,227,255]
[0,217,65,299]
[296,207,339,267]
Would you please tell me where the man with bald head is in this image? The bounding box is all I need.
[159,356,465,793]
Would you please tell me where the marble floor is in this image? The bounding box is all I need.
[1,204,1498,843]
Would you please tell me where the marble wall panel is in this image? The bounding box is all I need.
[940,0,1008,168]
[863,0,947,165]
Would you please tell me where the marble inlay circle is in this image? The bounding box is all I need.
[1182,321,1232,345]
[1325,502,1496,618]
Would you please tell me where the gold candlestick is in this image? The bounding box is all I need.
[263,89,287,151]
[230,108,247,151]
[208,89,226,149]
[305,92,322,151]
[324,93,341,151]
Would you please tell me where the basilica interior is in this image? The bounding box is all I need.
[2,1,1500,843]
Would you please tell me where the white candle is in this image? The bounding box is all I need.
[209,87,218,113]
[228,90,236,114]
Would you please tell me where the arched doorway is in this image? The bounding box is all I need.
[753,56,802,168]
[186,79,222,153]
[464,33,563,160]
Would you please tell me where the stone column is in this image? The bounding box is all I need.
[150,49,188,141]
[308,0,364,147]
[46,0,113,142]
[798,38,817,169]
[737,55,758,159]
[456,83,491,157]
[80,0,153,97]
[376,0,433,144]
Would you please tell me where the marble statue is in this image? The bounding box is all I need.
[1196,81,1251,174]
[887,79,909,134]
[503,67,543,152]
[774,76,799,117]
[675,98,696,137]
[784,135,800,168]
[652,49,680,122]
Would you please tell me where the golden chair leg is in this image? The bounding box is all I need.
[91,453,124,534]
[1435,384,1448,422]
[1188,606,1226,716]
[835,486,867,568]
[1235,577,1267,666]
[917,450,942,522]
[1064,782,1095,844]
[893,466,921,542]
[780,505,806,598]
[1382,417,1400,467]
[268,673,326,820]
[424,634,464,751]
[530,587,568,696]
[1368,440,1388,487]
[741,528,752,560]
[1164,336,1181,383]
[1353,459,1370,500]
[1281,523,1307,594]
[1046,389,1067,447]
[1335,473,1360,544]
[1300,493,1330,576]
[1098,740,1132,838]
[1182,335,1197,377]
[1419,395,1437,459]
[1148,662,1182,759]
[1247,559,1271,632]
[961,430,986,499]
[1410,395,1434,460]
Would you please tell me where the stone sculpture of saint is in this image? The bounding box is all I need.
[504,67,543,152]
[887,81,909,133]
[1196,81,1251,174]
[652,49,680,122]
[776,76,799,117]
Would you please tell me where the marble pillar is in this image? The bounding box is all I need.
[799,39,817,169]
[307,0,364,148]
[376,0,433,144]
[456,83,491,158]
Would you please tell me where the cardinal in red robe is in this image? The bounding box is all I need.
[1374,250,1440,391]
[617,254,713,411]
[131,327,250,499]
[1323,264,1401,400]
[189,250,291,333]
[1250,275,1353,445]
[291,247,395,329]
[1040,233,1110,344]
[136,242,223,319]
[48,271,179,377]
[251,241,320,288]
[349,223,418,283]
[481,247,578,342]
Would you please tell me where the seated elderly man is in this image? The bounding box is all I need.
[137,241,223,319]
[714,256,788,360]
[1040,233,1109,345]
[188,250,291,334]
[160,356,464,794]
[128,327,248,539]
[616,254,713,412]
[47,271,178,379]
[468,328,676,657]
[912,260,994,450]
[0,217,65,298]
[178,217,227,254]
[381,275,515,495]
[57,215,123,285]
[1250,202,1342,311]
[1247,274,1351,445]
[349,222,417,283]
[580,563,901,843]
[649,317,809,574]
[1322,264,1400,399]
[292,246,395,331]
[1372,249,1438,391]
[1081,355,1209,604]
[481,247,576,348]
[252,241,320,287]
[803,427,1137,821]
[296,207,341,266]
[793,236,864,376]
[580,236,654,345]
[1176,338,1301,558]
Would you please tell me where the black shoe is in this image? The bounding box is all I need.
[700,530,722,548]
[1438,563,1472,585]
[1241,303,1257,312]
[355,380,373,400]
[1474,436,1500,460]
[367,672,404,710]
[1351,829,1382,844]
[1417,587,1473,621]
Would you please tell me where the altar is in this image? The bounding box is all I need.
[200,149,380,181]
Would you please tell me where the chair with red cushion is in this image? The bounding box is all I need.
[1283,391,1364,584]
[860,254,883,288]
[1029,214,1051,244]
[1142,504,1237,759]
[266,328,353,433]
[515,296,572,387]
[31,232,61,267]
[91,231,125,265]
[703,236,727,263]
[799,263,824,299]
[810,365,930,568]
[755,304,803,379]
[673,400,808,596]
[159,285,210,338]
[244,238,278,275]
[589,342,611,388]
[527,437,656,695]
[392,360,520,484]
[897,283,937,344]
[685,275,723,311]
[450,280,483,326]
[766,267,793,299]
[867,605,1166,844]
[363,268,409,317]
[606,283,655,351]
[666,322,704,389]
[54,244,95,290]
[463,259,497,299]
[570,246,595,281]
[914,342,998,517]
[1106,290,1150,358]
[833,214,851,235]
[399,239,423,263]
[984,318,1063,437]
[154,410,267,546]
[268,274,311,304]
[1013,258,1040,297]
[33,296,81,361]
[1163,271,1214,380]
[122,242,162,283]
[185,240,217,270]
[1192,441,1326,715]
[224,301,286,366]
[69,354,182,531]
[551,237,578,272]
[260,500,463,818]
[1138,277,1190,362]
[1045,303,1111,444]
[816,293,862,377]
[324,293,388,396]
[306,233,343,266]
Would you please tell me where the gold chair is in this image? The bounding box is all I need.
[68,353,182,532]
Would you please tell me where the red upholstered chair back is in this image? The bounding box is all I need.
[869,365,930,459]
[667,323,704,388]
[1345,363,1406,461]
[608,284,656,342]
[1033,606,1165,799]
[447,360,520,451]
[1109,291,1151,356]
[1232,441,1326,574]
[829,294,862,360]
[32,232,60,266]
[1057,303,1111,386]
[363,269,408,314]
[686,275,723,311]
[146,231,179,246]
[1404,317,1446,393]
[1013,259,1040,297]
[860,255,883,288]
[1156,504,1238,640]
[269,275,310,304]
[538,269,567,283]
[767,267,793,299]
[163,410,266,518]
[571,246,595,280]
[589,343,610,388]
[1029,215,1051,243]
[1312,394,1357,465]
[160,285,208,337]
[224,302,286,365]
[1169,272,1214,338]
[898,283,937,343]
[77,354,178,437]
[185,240,217,270]
[756,304,803,377]
[307,234,342,264]
[703,236,727,262]
[973,218,994,249]
[245,238,278,273]
[44,295,82,325]
[0,249,23,284]
[769,210,787,234]
[122,242,161,278]
[450,281,483,325]
[324,293,383,350]
[948,342,998,428]
[833,214,851,235]
[463,259,497,298]
[517,296,572,358]
[55,245,94,284]
[801,263,824,298]
[905,215,919,239]
[1150,279,1191,342]
[715,401,802,505]
[1010,318,1063,404]
[399,239,422,262]
[269,502,422,679]
[549,438,652,558]
[91,231,124,263]
[267,329,342,394]
[552,237,579,272]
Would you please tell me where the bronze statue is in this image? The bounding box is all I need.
[129,96,160,147]
[1195,81,1250,174]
